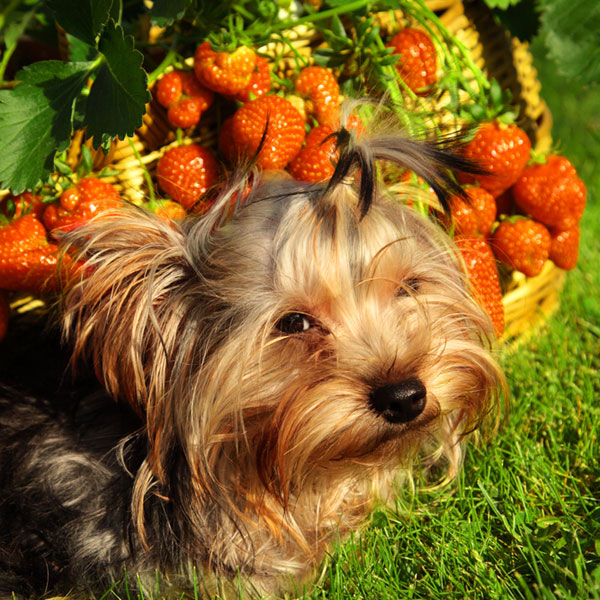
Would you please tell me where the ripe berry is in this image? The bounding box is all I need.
[156,144,219,211]
[225,95,305,170]
[491,218,551,278]
[458,121,532,197]
[387,28,438,95]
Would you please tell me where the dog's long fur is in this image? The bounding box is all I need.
[0,121,503,598]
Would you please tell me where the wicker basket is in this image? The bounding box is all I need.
[5,0,565,344]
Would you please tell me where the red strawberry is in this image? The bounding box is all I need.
[287,124,337,183]
[43,177,122,233]
[0,290,8,341]
[512,154,586,231]
[455,235,505,337]
[294,66,340,126]
[225,95,305,170]
[549,225,579,271]
[450,186,497,236]
[156,70,214,129]
[0,212,65,293]
[491,218,551,277]
[156,144,219,212]
[387,28,437,95]
[230,55,271,103]
[1,192,44,220]
[458,121,532,197]
[194,42,256,95]
[155,70,183,107]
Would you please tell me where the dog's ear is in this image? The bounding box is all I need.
[61,207,207,473]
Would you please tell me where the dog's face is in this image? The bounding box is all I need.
[61,133,503,590]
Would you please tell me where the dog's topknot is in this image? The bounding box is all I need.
[327,123,483,218]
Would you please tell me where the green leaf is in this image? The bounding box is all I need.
[0,60,96,193]
[541,0,600,85]
[47,0,114,45]
[84,21,150,145]
[66,33,98,62]
[151,0,193,25]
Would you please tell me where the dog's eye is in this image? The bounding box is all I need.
[276,312,314,334]
[396,277,421,297]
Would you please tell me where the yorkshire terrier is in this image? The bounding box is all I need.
[0,116,503,598]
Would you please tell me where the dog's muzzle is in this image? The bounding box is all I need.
[369,378,426,423]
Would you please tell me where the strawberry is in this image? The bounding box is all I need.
[155,70,183,107]
[512,154,586,231]
[194,42,256,96]
[43,177,122,233]
[287,124,337,183]
[0,290,8,341]
[230,55,271,103]
[156,69,214,129]
[458,121,531,197]
[0,212,65,293]
[491,218,551,277]
[143,199,187,221]
[294,66,340,126]
[455,235,504,337]
[224,95,305,170]
[387,27,438,96]
[156,144,219,212]
[1,192,44,220]
[450,186,497,236]
[549,225,579,271]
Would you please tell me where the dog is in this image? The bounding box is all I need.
[0,117,504,598]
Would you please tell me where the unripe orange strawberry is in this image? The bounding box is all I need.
[491,218,551,277]
[194,42,256,95]
[156,144,219,212]
[455,235,504,337]
[512,154,586,231]
[458,121,531,197]
[387,27,438,95]
[143,199,187,221]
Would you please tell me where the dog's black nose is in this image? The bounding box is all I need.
[369,378,426,424]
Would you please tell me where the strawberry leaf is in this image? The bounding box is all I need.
[84,21,150,146]
[151,0,193,25]
[47,0,114,46]
[0,60,96,193]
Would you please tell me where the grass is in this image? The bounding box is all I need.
[304,35,600,600]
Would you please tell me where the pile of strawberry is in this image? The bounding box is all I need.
[452,120,586,337]
[0,23,587,343]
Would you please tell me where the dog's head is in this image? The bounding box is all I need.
[61,118,504,578]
